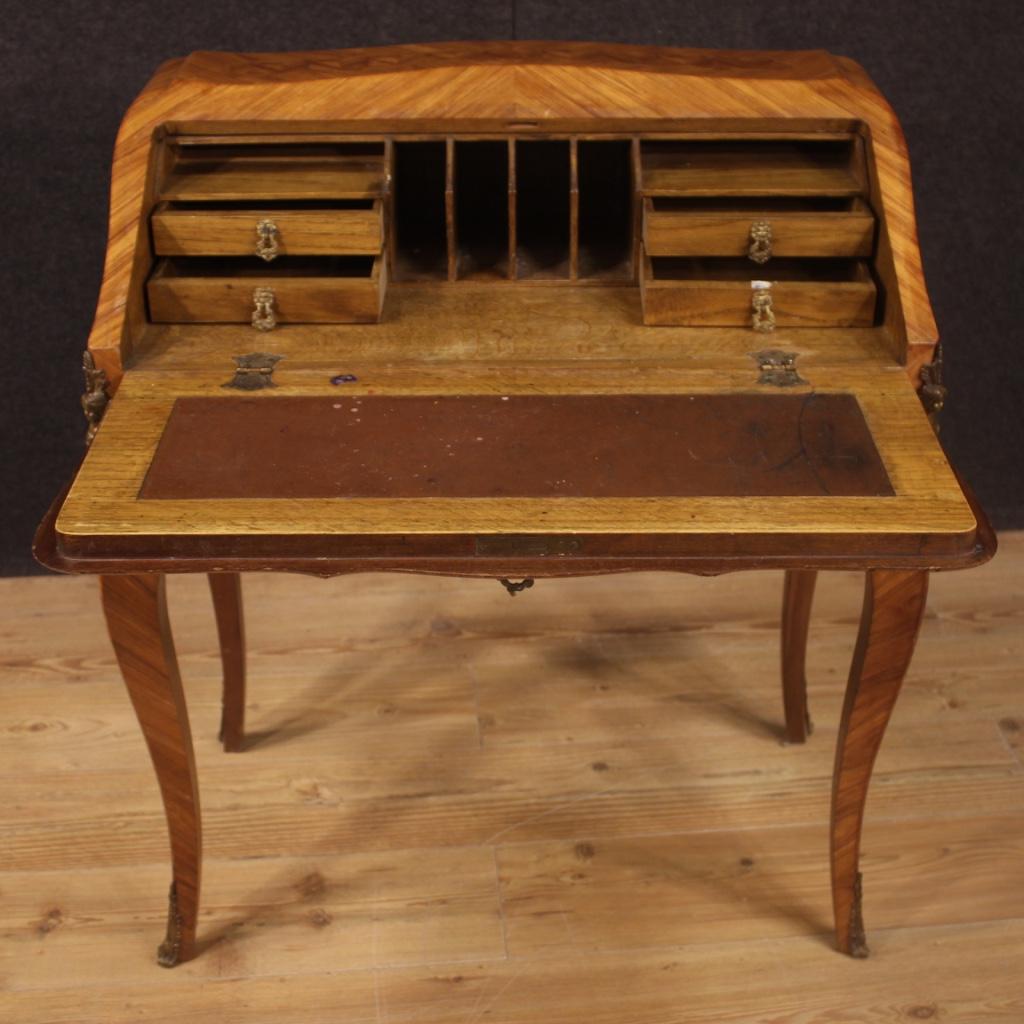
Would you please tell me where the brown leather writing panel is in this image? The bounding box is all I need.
[139,393,893,501]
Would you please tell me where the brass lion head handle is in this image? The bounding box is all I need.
[748,220,772,264]
[751,284,775,333]
[251,287,277,332]
[255,218,280,261]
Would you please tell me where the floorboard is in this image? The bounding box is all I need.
[1,535,1021,1021]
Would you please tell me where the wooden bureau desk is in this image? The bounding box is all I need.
[34,42,995,968]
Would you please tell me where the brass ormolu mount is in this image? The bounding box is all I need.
[81,351,110,445]
[157,882,184,968]
[848,871,869,959]
[920,342,947,432]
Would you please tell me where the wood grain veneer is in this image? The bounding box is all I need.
[55,361,976,554]
[642,197,875,258]
[640,255,877,327]
[134,283,897,367]
[3,554,1023,1014]
[159,148,386,201]
[85,43,938,388]
[208,572,245,754]
[99,574,201,965]
[147,255,385,324]
[831,569,929,956]
[150,200,383,257]
[37,43,996,971]
[639,139,864,196]
[781,569,817,744]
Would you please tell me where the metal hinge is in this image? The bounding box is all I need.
[223,352,283,391]
[752,349,806,387]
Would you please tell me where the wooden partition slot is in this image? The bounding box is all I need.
[641,256,876,327]
[147,255,384,324]
[507,140,517,279]
[455,141,509,279]
[515,140,571,279]
[160,142,386,201]
[569,139,579,278]
[384,138,396,275]
[578,140,634,279]
[393,142,448,280]
[446,139,457,281]
[640,139,861,197]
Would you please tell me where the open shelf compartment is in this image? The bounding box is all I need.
[159,142,387,201]
[639,139,865,197]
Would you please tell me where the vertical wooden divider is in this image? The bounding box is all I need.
[569,138,580,280]
[850,133,870,195]
[445,137,457,281]
[507,139,517,280]
[383,137,395,279]
[630,136,642,282]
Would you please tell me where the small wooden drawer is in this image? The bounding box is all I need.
[147,256,386,325]
[643,197,875,259]
[151,201,383,257]
[641,256,876,328]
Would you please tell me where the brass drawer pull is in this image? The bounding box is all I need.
[748,220,772,264]
[251,287,277,331]
[751,283,775,333]
[255,218,279,261]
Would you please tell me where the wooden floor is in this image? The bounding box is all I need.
[1,537,1022,1023]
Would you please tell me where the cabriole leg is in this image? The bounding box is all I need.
[781,569,817,743]
[101,574,202,966]
[208,572,246,752]
[831,569,929,957]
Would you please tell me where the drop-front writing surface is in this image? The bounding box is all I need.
[56,41,981,566]
[58,284,976,563]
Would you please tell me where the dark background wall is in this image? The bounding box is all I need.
[3,1,1022,575]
